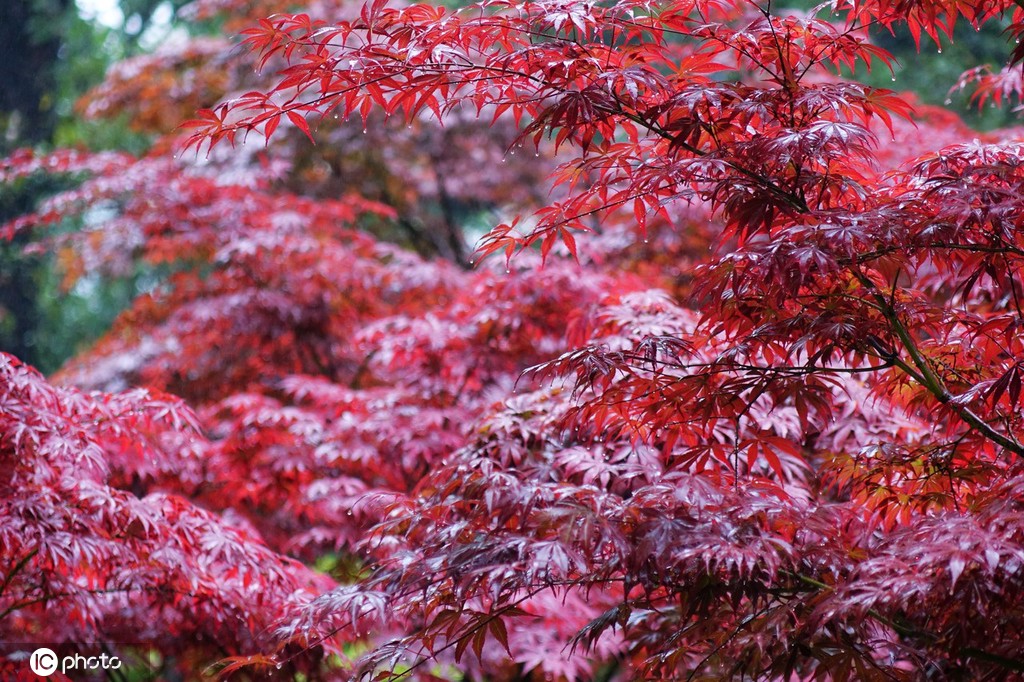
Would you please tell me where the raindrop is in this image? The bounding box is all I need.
[937,48,942,53]
[275,663,283,670]
[362,129,367,134]
[510,150,516,155]
[891,76,896,82]
[643,238,649,244]
[505,268,511,273]
[944,98,952,105]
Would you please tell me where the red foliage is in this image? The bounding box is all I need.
[0,354,327,676]
[7,0,1024,679]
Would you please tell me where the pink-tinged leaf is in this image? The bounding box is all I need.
[949,556,966,591]
[490,617,511,656]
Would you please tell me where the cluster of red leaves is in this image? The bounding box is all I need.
[8,0,1024,680]
[0,353,329,677]
[78,37,238,139]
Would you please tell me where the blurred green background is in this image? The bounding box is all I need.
[1,0,189,372]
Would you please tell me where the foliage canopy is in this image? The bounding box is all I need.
[6,0,1024,679]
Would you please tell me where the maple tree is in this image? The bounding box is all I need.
[7,0,1024,679]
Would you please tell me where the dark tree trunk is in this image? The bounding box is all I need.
[0,0,70,368]
[0,0,69,148]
